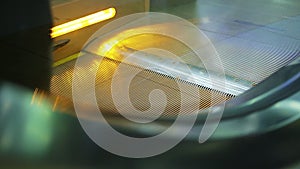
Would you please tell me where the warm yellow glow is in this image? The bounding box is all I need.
[31,88,39,105]
[97,39,121,57]
[51,7,116,38]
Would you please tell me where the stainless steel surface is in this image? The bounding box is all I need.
[110,46,252,96]
[51,0,300,117]
[1,0,300,168]
[51,55,233,118]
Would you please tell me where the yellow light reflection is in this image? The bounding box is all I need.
[31,88,39,105]
[95,25,176,61]
[51,7,116,38]
[97,39,120,56]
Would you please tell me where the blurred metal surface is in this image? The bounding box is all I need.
[50,0,300,117]
[1,82,300,169]
[1,0,300,168]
